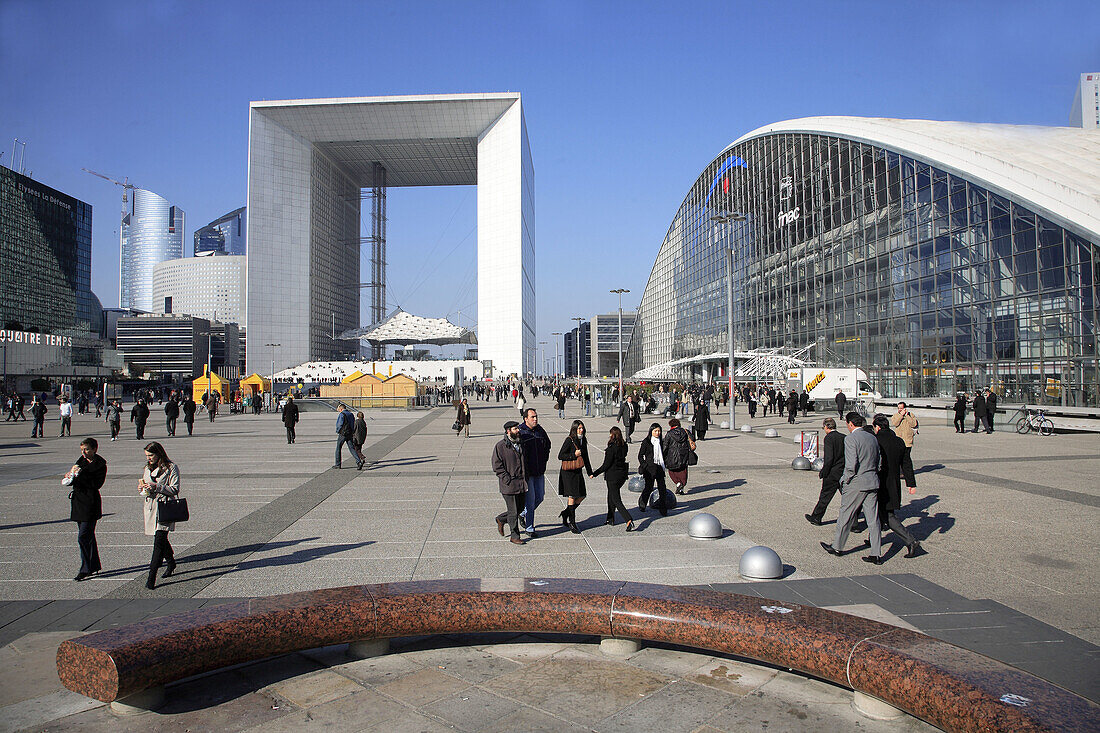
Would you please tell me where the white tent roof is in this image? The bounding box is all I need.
[339,309,476,346]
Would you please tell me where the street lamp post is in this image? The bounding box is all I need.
[551,333,562,381]
[538,341,547,379]
[570,317,584,384]
[711,211,746,430]
[610,289,630,400]
[264,342,280,412]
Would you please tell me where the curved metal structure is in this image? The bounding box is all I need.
[625,117,1100,405]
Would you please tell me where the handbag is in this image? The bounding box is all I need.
[561,439,584,471]
[687,450,699,466]
[452,421,462,431]
[156,497,189,524]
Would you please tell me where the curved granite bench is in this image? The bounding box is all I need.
[56,578,1097,732]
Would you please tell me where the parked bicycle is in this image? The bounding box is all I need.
[1015,408,1054,436]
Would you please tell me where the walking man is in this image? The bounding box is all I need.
[806,417,845,525]
[31,396,46,438]
[58,397,73,437]
[889,402,918,468]
[333,404,362,470]
[835,388,847,417]
[617,396,637,443]
[130,398,149,440]
[182,394,196,436]
[518,408,551,538]
[491,420,527,545]
[821,412,882,564]
[871,414,924,558]
[971,390,988,433]
[164,397,179,437]
[282,394,299,444]
[106,400,122,441]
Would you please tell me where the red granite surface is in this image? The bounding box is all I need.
[55,579,1098,732]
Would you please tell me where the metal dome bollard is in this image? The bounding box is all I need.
[764,428,779,438]
[740,424,753,432]
[739,545,783,579]
[720,421,730,429]
[793,435,802,443]
[811,457,825,472]
[688,513,723,540]
[791,456,813,470]
[627,475,645,493]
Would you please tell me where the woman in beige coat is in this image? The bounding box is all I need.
[138,441,180,589]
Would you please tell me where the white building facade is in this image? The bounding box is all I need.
[245,93,535,377]
[152,255,246,325]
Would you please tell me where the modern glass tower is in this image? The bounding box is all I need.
[194,206,246,256]
[626,117,1100,406]
[120,188,184,312]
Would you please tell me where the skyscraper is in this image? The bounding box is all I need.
[194,206,246,256]
[119,188,184,312]
[1070,72,1100,129]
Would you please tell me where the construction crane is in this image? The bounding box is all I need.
[82,168,137,233]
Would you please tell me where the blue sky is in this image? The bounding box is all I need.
[2,0,1097,368]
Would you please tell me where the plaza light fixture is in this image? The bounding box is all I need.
[711,211,747,430]
[610,289,630,400]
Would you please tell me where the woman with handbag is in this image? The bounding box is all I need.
[455,399,471,437]
[591,426,634,531]
[557,420,592,533]
[138,441,181,589]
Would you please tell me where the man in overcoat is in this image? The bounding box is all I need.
[68,437,107,581]
[806,417,845,525]
[492,421,527,545]
[821,412,882,564]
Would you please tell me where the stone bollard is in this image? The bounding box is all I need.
[110,686,165,716]
[600,636,641,657]
[348,638,390,659]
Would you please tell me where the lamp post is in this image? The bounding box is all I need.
[551,333,562,382]
[538,341,547,379]
[610,289,630,400]
[264,342,280,412]
[711,211,746,430]
[570,317,584,384]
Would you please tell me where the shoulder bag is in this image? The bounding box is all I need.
[561,439,584,471]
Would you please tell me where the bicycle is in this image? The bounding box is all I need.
[1015,408,1054,436]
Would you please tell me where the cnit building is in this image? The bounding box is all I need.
[625,117,1100,406]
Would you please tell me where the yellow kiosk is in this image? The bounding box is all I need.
[191,367,229,403]
[240,373,272,397]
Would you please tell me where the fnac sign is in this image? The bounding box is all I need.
[806,371,826,391]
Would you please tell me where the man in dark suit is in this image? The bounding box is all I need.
[806,417,845,525]
[984,388,998,433]
[164,397,179,436]
[971,391,987,433]
[182,395,197,436]
[835,389,847,417]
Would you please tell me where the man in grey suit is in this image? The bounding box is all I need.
[821,412,883,564]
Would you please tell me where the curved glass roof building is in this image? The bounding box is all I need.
[120,188,184,312]
[625,117,1100,406]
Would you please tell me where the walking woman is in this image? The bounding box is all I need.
[456,398,471,437]
[557,419,592,533]
[663,418,695,495]
[138,441,180,589]
[591,426,634,531]
[637,422,669,516]
[68,438,107,581]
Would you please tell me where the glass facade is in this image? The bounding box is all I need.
[120,188,184,312]
[625,132,1100,406]
[564,322,591,377]
[0,165,100,336]
[194,206,246,256]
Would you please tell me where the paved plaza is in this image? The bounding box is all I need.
[0,396,1097,730]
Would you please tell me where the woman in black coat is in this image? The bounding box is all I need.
[786,391,799,424]
[952,394,967,433]
[67,437,107,581]
[557,420,592,533]
[871,415,923,558]
[693,400,711,440]
[637,422,669,516]
[591,426,634,531]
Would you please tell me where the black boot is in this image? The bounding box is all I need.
[604,514,614,526]
[559,509,569,527]
[567,506,581,534]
